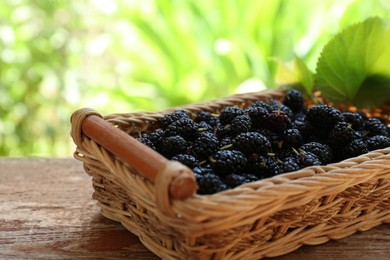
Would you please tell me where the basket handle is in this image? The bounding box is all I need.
[71,108,197,203]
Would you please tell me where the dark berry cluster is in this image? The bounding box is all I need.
[135,90,390,195]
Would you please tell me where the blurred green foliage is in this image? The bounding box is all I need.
[1,0,389,157]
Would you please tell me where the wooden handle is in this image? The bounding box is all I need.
[81,115,197,200]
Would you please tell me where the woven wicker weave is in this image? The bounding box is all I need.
[71,89,390,259]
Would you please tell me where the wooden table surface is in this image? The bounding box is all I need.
[1,158,390,259]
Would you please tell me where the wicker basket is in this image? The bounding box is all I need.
[70,89,390,259]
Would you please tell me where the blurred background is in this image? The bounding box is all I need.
[1,0,390,157]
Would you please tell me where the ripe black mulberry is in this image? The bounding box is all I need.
[233,132,272,155]
[210,150,247,176]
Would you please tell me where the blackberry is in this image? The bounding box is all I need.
[210,150,247,176]
[246,154,267,175]
[157,135,187,158]
[342,112,365,130]
[291,118,314,139]
[291,118,309,132]
[197,121,213,133]
[328,121,357,148]
[219,106,245,125]
[276,148,295,160]
[341,138,368,159]
[282,157,300,173]
[292,110,307,121]
[215,123,234,140]
[267,99,279,106]
[354,130,365,139]
[194,172,228,195]
[262,156,283,178]
[306,134,327,144]
[159,110,190,129]
[245,106,269,129]
[251,100,272,112]
[242,173,259,182]
[366,135,390,151]
[306,105,344,132]
[299,142,333,164]
[192,165,213,175]
[267,110,291,133]
[135,137,156,150]
[269,100,294,118]
[230,114,252,134]
[233,132,272,155]
[219,137,233,150]
[224,173,259,188]
[191,132,219,160]
[165,117,199,140]
[281,128,303,149]
[358,111,369,120]
[143,128,165,146]
[295,151,321,168]
[171,154,200,169]
[195,111,220,127]
[246,154,282,178]
[364,118,388,137]
[257,129,279,150]
[283,89,304,112]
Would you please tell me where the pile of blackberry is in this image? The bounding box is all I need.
[136,89,390,195]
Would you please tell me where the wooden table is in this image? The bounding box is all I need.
[1,158,389,259]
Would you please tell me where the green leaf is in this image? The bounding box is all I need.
[316,17,390,107]
[274,56,314,96]
[353,75,390,107]
[295,57,315,96]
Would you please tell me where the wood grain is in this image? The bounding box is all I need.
[0,158,389,259]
